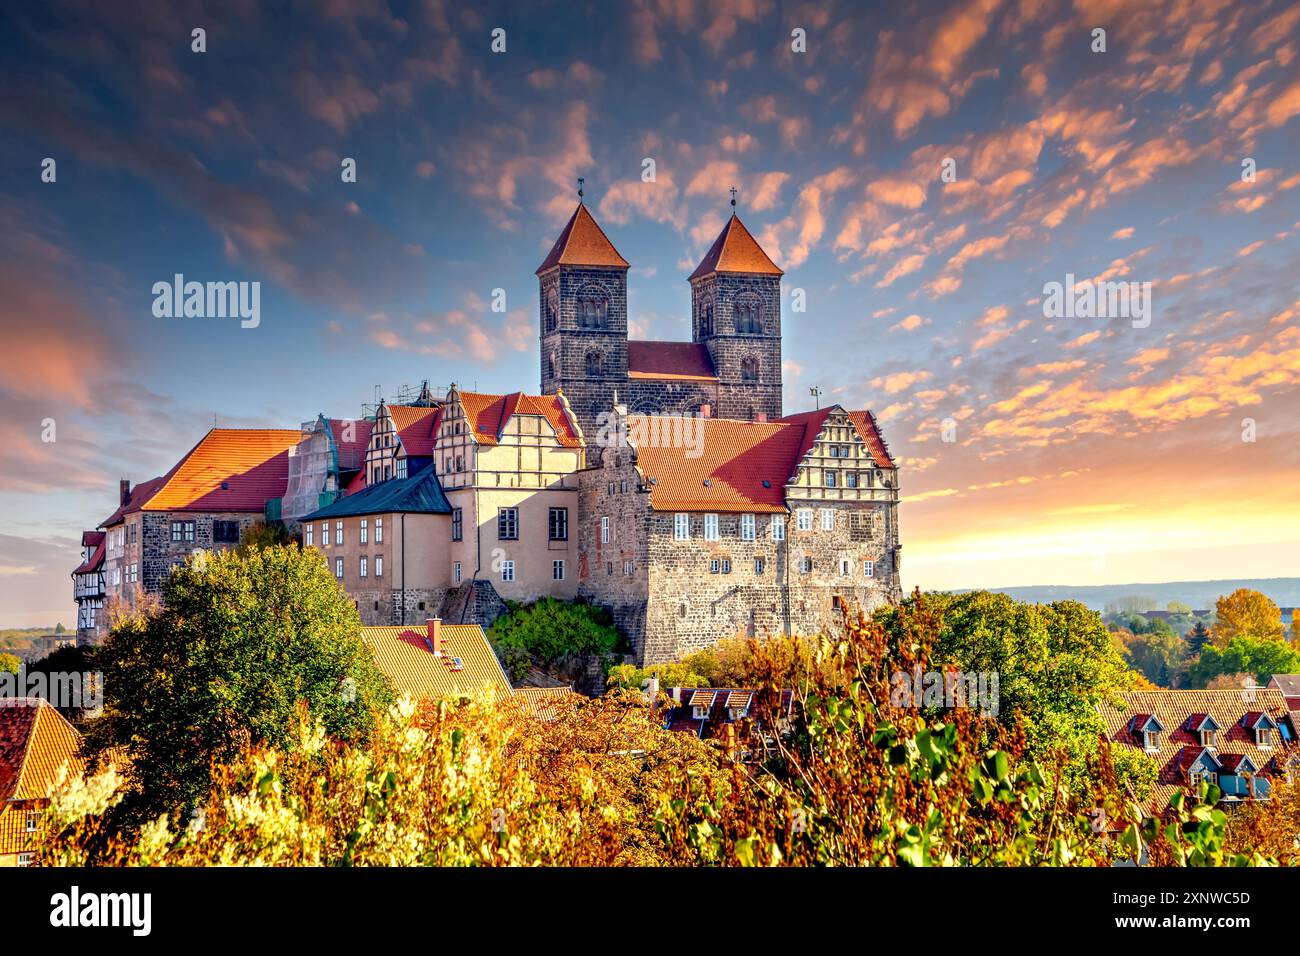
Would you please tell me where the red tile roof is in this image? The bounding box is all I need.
[631,405,895,513]
[144,428,301,513]
[627,341,718,381]
[98,473,169,527]
[1099,689,1297,814]
[631,416,803,513]
[0,699,82,805]
[72,536,105,575]
[458,391,582,448]
[80,531,104,548]
[386,405,440,458]
[536,203,629,273]
[848,410,896,469]
[330,418,374,471]
[689,214,783,280]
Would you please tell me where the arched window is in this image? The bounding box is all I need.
[577,290,607,328]
[585,350,604,377]
[735,296,762,334]
[545,288,559,333]
[740,355,759,383]
[700,303,713,337]
[547,351,557,380]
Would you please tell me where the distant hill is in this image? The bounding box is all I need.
[959,578,1300,614]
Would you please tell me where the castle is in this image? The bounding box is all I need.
[73,198,902,667]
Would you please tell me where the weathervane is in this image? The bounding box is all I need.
[729,185,737,208]
[809,385,822,409]
[578,176,585,200]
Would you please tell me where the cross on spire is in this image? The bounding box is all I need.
[729,185,737,208]
[577,176,585,200]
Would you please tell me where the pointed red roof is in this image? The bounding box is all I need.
[689,214,783,281]
[457,391,583,447]
[535,203,629,274]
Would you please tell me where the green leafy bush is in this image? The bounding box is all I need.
[488,598,620,677]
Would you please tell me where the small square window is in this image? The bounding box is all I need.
[553,559,565,581]
[501,560,515,582]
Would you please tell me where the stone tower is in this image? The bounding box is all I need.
[688,214,784,421]
[536,202,629,440]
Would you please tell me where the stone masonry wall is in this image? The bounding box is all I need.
[140,511,266,594]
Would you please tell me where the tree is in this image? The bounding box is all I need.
[1213,588,1285,644]
[236,521,292,553]
[488,598,621,680]
[1125,630,1187,687]
[1188,636,1300,688]
[87,544,392,828]
[1186,620,1212,656]
[0,652,19,674]
[882,591,1135,797]
[54,622,66,634]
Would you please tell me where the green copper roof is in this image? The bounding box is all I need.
[303,465,450,520]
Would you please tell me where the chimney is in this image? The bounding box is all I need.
[756,412,768,423]
[119,478,130,505]
[426,618,442,656]
[700,404,711,419]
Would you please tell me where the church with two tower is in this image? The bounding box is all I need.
[537,198,785,438]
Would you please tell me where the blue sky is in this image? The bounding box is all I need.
[1,0,1299,626]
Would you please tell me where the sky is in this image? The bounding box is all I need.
[0,0,1298,628]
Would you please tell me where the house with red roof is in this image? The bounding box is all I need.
[84,428,300,630]
[578,402,900,664]
[71,531,106,645]
[0,699,83,867]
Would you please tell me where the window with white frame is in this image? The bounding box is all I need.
[755,557,765,575]
[453,561,461,584]
[740,513,756,540]
[772,516,785,541]
[335,521,343,545]
[375,556,383,578]
[704,513,719,541]
[797,509,813,532]
[674,513,689,540]
[623,559,633,576]
[601,516,610,544]
[360,519,368,544]
[498,507,519,541]
[799,556,813,573]
[553,559,565,581]
[375,518,383,543]
[864,560,874,578]
[359,556,368,578]
[710,559,720,574]
[821,509,835,531]
[500,560,515,582]
[305,524,314,547]
[839,557,850,575]
[335,558,343,578]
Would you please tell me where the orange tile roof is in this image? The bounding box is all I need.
[0,699,83,805]
[631,406,896,512]
[631,416,803,513]
[514,686,577,720]
[144,428,301,513]
[1099,689,1298,814]
[848,411,896,469]
[98,473,170,527]
[627,341,718,381]
[361,624,512,702]
[689,214,783,280]
[457,391,582,448]
[386,404,441,458]
[536,203,629,273]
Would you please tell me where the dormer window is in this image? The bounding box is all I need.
[1200,729,1216,747]
[1144,730,1160,752]
[1134,715,1163,752]
[692,705,707,720]
[1257,726,1274,748]
[1247,713,1278,748]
